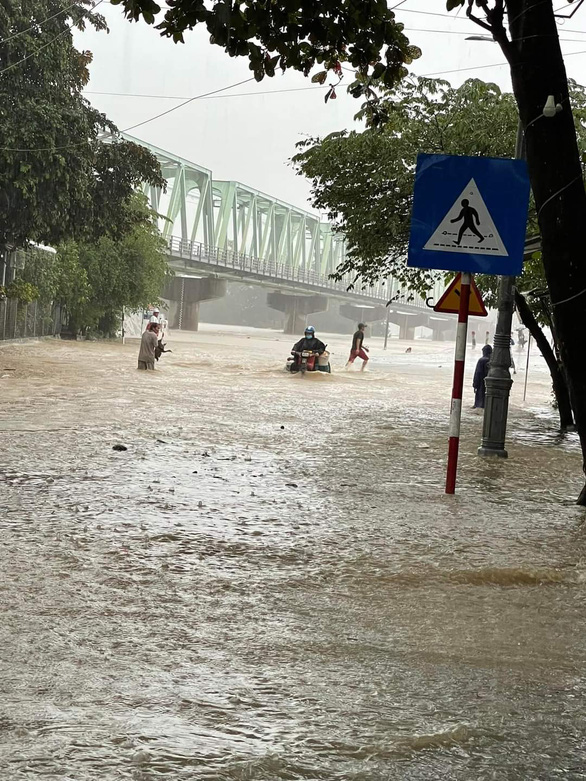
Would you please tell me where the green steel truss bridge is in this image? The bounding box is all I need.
[132,133,408,302]
[127,134,459,336]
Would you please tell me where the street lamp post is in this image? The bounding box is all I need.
[477,121,524,458]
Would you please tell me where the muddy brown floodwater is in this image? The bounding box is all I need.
[1,326,586,780]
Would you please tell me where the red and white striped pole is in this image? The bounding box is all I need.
[445,271,471,494]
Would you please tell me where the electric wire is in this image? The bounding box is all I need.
[85,84,327,100]
[120,77,254,134]
[3,2,586,148]
[0,76,255,151]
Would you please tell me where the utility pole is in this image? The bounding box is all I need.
[383,306,390,349]
[477,121,524,458]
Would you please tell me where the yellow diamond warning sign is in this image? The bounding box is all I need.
[433,272,488,316]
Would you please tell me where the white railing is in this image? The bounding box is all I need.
[166,235,426,309]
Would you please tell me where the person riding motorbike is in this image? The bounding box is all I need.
[290,326,326,372]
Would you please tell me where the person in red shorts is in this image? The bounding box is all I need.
[346,323,369,371]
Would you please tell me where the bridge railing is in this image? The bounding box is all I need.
[167,235,427,308]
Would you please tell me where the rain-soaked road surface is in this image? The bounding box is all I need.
[1,326,586,780]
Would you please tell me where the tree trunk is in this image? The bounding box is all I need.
[514,289,574,430]
[504,0,586,503]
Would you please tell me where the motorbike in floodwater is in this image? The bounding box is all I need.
[286,348,331,375]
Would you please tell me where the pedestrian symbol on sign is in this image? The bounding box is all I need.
[451,199,483,246]
[423,178,508,257]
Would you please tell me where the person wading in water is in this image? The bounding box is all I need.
[346,323,369,371]
[138,323,159,370]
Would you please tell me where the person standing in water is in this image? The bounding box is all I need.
[138,323,159,370]
[451,199,484,245]
[346,323,369,371]
[473,344,492,408]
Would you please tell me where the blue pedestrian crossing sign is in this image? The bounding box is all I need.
[408,154,530,275]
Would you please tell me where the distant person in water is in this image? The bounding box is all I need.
[471,330,476,349]
[138,323,159,370]
[451,199,484,245]
[473,344,492,408]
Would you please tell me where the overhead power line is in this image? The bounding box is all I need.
[418,44,586,78]
[407,26,586,42]
[398,7,480,22]
[397,4,586,36]
[121,77,255,134]
[85,84,327,101]
[4,19,586,152]
[0,76,257,151]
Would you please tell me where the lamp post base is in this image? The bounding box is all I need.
[478,372,513,459]
[477,445,508,458]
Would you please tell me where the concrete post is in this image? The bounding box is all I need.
[384,307,390,349]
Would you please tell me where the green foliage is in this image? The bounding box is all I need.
[0,279,40,304]
[293,77,519,292]
[293,76,586,301]
[112,0,420,89]
[0,0,164,250]
[20,196,171,336]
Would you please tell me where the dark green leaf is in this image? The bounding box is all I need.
[311,71,328,84]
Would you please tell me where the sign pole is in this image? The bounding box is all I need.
[523,333,531,401]
[446,271,471,494]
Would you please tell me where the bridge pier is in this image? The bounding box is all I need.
[163,276,227,331]
[339,303,387,326]
[429,317,455,342]
[386,310,428,340]
[267,291,328,334]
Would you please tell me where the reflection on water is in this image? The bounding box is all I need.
[1,328,586,780]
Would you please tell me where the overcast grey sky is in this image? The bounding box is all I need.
[79,0,586,214]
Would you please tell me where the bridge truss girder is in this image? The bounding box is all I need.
[124,133,214,246]
[124,133,346,275]
[211,181,345,275]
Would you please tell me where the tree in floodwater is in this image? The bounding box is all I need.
[444,0,586,503]
[21,195,171,336]
[293,76,586,432]
[0,0,164,251]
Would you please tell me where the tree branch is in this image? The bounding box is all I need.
[466,0,513,59]
[515,288,574,430]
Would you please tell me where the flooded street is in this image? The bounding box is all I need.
[2,327,586,780]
